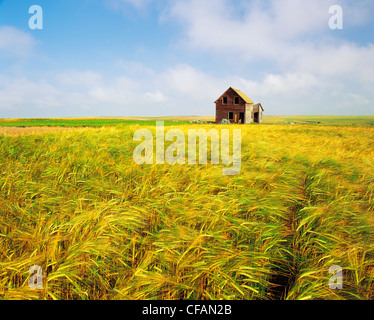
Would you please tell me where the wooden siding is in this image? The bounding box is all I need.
[215,88,249,124]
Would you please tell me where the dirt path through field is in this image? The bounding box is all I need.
[0,127,97,136]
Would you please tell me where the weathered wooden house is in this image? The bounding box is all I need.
[215,87,263,124]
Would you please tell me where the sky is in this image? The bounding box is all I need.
[0,0,373,118]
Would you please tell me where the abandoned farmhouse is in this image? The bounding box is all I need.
[215,87,263,124]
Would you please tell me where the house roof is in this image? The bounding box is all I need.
[215,87,254,104]
[232,88,254,104]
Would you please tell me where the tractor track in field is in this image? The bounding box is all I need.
[268,180,308,300]
[268,203,302,299]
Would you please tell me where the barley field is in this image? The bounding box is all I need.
[0,121,373,300]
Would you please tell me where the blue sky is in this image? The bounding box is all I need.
[0,0,373,118]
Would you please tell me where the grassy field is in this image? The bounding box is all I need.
[1,115,373,128]
[0,120,373,300]
[264,115,374,126]
[0,118,190,128]
[0,116,212,128]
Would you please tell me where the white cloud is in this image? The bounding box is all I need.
[0,77,61,111]
[55,70,103,88]
[165,0,374,73]
[0,60,372,117]
[88,76,138,105]
[165,0,331,61]
[238,72,320,96]
[344,93,371,106]
[161,64,222,98]
[144,91,168,103]
[0,26,36,57]
[289,43,374,84]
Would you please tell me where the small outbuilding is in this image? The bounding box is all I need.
[215,87,263,124]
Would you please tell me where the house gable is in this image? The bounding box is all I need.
[215,87,254,104]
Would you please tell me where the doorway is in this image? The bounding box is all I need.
[239,112,245,124]
[254,112,259,123]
